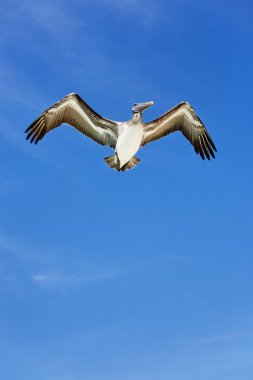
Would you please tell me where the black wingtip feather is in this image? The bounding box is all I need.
[200,135,210,160]
[25,115,46,144]
[198,137,205,160]
[25,124,34,133]
[205,130,217,152]
[203,132,215,159]
[25,115,41,133]
[194,145,199,154]
[26,129,35,140]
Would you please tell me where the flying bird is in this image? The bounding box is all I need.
[25,93,217,171]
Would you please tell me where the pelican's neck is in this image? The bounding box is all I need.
[132,112,142,123]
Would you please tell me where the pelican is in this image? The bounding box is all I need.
[25,93,217,171]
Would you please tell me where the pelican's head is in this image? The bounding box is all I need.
[132,101,153,114]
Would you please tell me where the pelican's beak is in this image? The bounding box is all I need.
[141,101,153,112]
[132,101,154,113]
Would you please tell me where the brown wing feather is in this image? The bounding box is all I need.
[142,102,217,160]
[25,93,118,147]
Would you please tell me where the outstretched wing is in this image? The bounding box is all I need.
[142,102,217,160]
[25,93,119,147]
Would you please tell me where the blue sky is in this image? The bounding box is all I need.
[0,0,253,379]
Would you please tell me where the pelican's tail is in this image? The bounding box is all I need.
[104,155,141,172]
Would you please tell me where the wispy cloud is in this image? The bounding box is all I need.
[1,0,161,99]
[0,232,129,293]
[0,1,81,106]
[4,0,82,40]
[32,268,125,288]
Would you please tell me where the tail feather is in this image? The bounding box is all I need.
[104,155,141,172]
[104,155,117,169]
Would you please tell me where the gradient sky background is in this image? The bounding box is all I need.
[1,1,253,379]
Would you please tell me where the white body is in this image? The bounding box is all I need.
[116,120,144,167]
